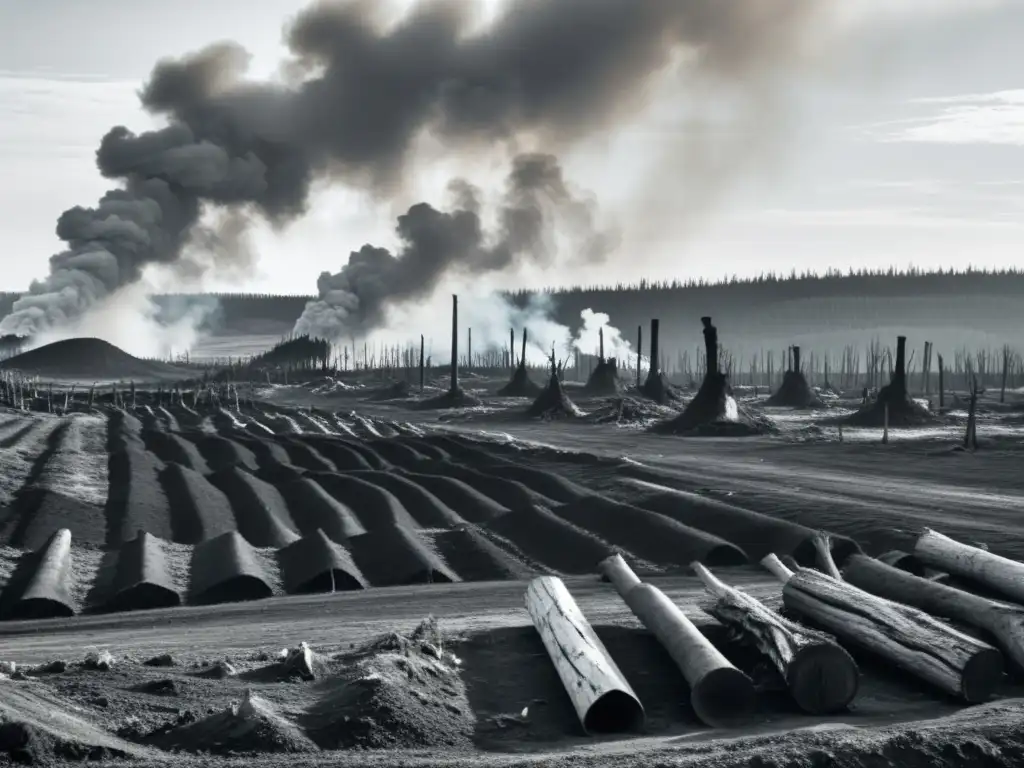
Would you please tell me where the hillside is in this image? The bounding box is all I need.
[5,268,1024,361]
[0,338,190,381]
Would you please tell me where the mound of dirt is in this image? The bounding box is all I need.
[497,363,543,397]
[844,336,939,428]
[0,338,187,381]
[303,618,473,750]
[417,388,482,410]
[583,357,622,396]
[146,689,317,754]
[367,380,412,401]
[526,372,583,419]
[651,371,775,436]
[0,680,146,764]
[767,369,825,408]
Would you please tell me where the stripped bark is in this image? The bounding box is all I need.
[915,528,1024,605]
[525,576,644,733]
[600,555,754,727]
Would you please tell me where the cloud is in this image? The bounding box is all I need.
[866,90,1024,146]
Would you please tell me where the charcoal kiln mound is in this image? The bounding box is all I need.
[766,347,824,408]
[583,357,622,396]
[637,319,683,405]
[497,362,542,397]
[367,380,412,401]
[526,371,583,419]
[0,338,188,381]
[416,387,482,410]
[843,335,940,427]
[651,318,774,436]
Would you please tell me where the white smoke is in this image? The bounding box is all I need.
[22,281,219,361]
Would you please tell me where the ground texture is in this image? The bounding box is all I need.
[1,380,1024,766]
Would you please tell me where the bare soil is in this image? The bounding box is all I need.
[1,370,1023,766]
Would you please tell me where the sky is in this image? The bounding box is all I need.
[1,0,1023,297]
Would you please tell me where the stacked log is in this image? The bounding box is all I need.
[843,553,1024,671]
[767,551,1003,702]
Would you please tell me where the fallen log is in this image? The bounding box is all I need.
[774,555,1003,702]
[600,555,754,727]
[525,576,644,733]
[843,553,1024,672]
[693,561,858,714]
[914,528,1024,605]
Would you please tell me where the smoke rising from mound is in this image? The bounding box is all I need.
[294,153,616,339]
[0,0,826,339]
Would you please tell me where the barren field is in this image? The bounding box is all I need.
[2,374,1024,767]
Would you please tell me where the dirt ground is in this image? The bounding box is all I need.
[1,372,1024,766]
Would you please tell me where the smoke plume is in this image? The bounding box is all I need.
[294,152,615,339]
[1,0,823,337]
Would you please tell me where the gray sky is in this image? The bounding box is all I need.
[1,0,1023,296]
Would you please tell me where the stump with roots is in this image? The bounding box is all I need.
[843,335,936,427]
[766,346,823,408]
[651,317,773,435]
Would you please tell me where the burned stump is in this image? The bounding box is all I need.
[651,317,772,436]
[638,319,681,404]
[498,329,541,397]
[766,346,823,408]
[844,335,936,427]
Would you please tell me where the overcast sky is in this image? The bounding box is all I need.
[1,0,1023,296]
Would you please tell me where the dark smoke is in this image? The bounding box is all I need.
[294,152,616,337]
[1,0,820,336]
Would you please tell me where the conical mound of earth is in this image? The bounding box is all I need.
[0,337,187,381]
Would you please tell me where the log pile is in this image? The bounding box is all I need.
[767,549,1004,702]
[843,552,1024,672]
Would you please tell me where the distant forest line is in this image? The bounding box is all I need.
[1,267,1022,358]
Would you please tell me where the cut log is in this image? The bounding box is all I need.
[600,555,754,727]
[780,565,1003,702]
[844,553,1024,672]
[914,528,1024,605]
[524,576,644,733]
[693,562,858,714]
